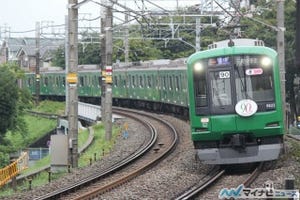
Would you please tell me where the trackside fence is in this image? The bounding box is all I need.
[0,152,28,188]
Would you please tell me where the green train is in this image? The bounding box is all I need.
[187,39,284,164]
[23,38,284,164]
[23,59,189,115]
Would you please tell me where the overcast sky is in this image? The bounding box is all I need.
[0,0,201,37]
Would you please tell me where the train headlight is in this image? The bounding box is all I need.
[261,57,272,67]
[194,62,204,72]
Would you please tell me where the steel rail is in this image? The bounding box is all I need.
[175,166,225,200]
[72,107,179,200]
[34,109,158,200]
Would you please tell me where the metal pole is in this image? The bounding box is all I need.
[68,0,79,168]
[296,0,300,68]
[277,0,286,131]
[35,22,40,105]
[124,11,129,64]
[65,15,69,115]
[105,1,113,141]
[195,17,201,52]
[101,0,106,123]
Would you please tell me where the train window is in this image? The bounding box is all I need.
[161,76,165,89]
[234,55,275,102]
[80,76,84,86]
[128,75,131,87]
[114,75,118,87]
[139,75,143,88]
[123,76,127,88]
[210,71,232,106]
[27,78,32,86]
[132,75,135,87]
[169,75,173,90]
[147,76,151,88]
[119,75,122,87]
[194,71,207,107]
[44,77,48,86]
[98,76,101,86]
[62,77,65,87]
[176,76,180,91]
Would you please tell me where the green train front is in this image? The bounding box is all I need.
[187,39,284,164]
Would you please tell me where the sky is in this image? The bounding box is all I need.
[0,0,202,38]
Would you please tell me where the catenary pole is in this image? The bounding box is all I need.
[101,0,106,123]
[68,0,79,168]
[104,1,113,141]
[277,0,286,131]
[35,22,40,105]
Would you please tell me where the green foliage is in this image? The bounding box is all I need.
[78,43,101,64]
[32,100,65,115]
[78,123,120,168]
[0,152,9,168]
[51,46,65,68]
[0,64,19,139]
[5,115,56,150]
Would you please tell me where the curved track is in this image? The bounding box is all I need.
[175,166,225,200]
[175,162,264,200]
[34,107,179,200]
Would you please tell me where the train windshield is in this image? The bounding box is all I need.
[234,55,275,102]
[193,54,275,115]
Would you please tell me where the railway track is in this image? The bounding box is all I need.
[175,166,225,200]
[175,162,264,200]
[34,107,179,200]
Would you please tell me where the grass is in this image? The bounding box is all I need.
[78,123,121,167]
[4,114,57,152]
[32,100,65,115]
[0,101,120,197]
[0,105,121,197]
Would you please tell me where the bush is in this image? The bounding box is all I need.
[0,152,9,168]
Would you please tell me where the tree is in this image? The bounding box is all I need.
[0,63,32,142]
[51,46,65,68]
[0,64,19,140]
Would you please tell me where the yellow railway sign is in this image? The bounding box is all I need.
[66,73,78,84]
[105,75,112,84]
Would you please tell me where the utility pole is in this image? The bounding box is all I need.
[35,22,40,105]
[104,1,113,141]
[295,0,300,69]
[124,11,129,64]
[67,0,79,168]
[65,15,69,116]
[100,0,106,123]
[277,0,286,130]
[195,17,201,52]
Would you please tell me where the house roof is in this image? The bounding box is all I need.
[2,37,64,60]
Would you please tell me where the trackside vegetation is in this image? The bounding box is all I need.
[0,100,120,197]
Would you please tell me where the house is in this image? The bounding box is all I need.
[0,37,64,72]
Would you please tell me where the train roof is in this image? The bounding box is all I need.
[114,58,187,71]
[25,58,187,74]
[208,38,264,49]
